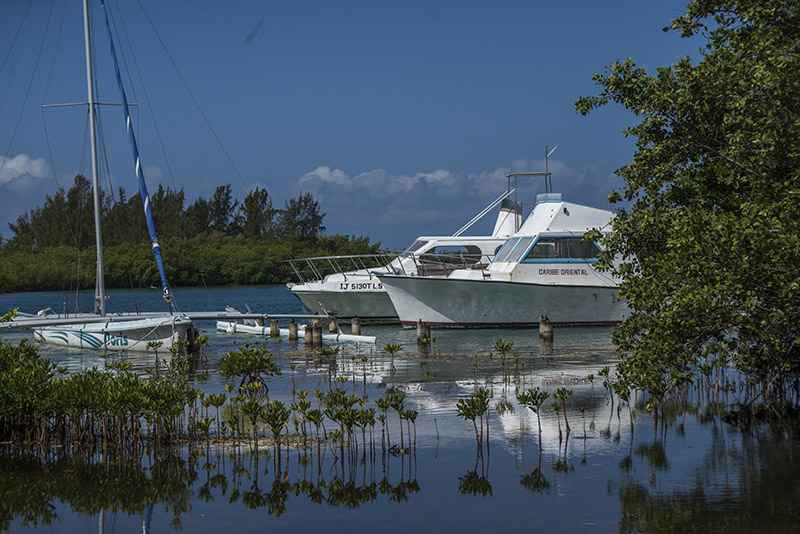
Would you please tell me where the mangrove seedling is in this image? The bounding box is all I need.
[240,398,265,453]
[220,343,281,401]
[195,417,214,443]
[456,388,491,454]
[494,338,513,362]
[553,387,573,434]
[263,400,291,449]
[384,343,402,385]
[402,409,419,449]
[206,393,227,439]
[552,402,562,440]
[376,397,392,449]
[517,387,550,439]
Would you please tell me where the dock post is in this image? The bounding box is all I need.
[270,319,280,337]
[312,325,323,345]
[539,315,553,341]
[351,316,361,336]
[417,320,429,342]
[304,323,313,343]
[288,321,298,340]
[329,319,338,333]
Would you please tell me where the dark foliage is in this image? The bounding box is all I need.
[1,181,378,292]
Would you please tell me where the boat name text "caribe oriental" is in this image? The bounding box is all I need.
[538,268,589,276]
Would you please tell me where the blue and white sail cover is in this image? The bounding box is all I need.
[100,0,172,304]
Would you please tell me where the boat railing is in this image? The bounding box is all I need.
[409,251,493,277]
[284,252,400,284]
[285,250,494,284]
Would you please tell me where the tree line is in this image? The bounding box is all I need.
[0,176,378,292]
[5,175,327,250]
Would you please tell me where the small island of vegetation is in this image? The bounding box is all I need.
[0,180,379,293]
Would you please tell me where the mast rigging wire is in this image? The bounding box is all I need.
[109,0,178,189]
[135,0,250,193]
[0,0,34,78]
[0,0,49,177]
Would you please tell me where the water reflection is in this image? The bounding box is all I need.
[0,450,195,531]
[616,417,800,533]
[3,287,800,531]
[1,441,420,530]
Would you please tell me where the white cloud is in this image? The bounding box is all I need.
[299,165,350,186]
[289,159,621,246]
[142,164,165,184]
[0,154,50,188]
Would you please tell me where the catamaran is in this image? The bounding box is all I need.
[31,0,193,351]
[377,175,628,328]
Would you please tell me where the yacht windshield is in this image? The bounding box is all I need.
[402,240,429,255]
[493,238,519,262]
[506,237,534,262]
[492,237,535,263]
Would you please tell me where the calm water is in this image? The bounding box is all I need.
[2,286,799,533]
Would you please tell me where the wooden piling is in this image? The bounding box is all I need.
[312,325,323,345]
[270,319,280,337]
[351,316,361,336]
[417,320,431,342]
[304,323,313,343]
[539,315,553,341]
[288,321,298,340]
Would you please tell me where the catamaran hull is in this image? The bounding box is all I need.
[32,316,193,352]
[380,275,627,328]
[291,282,399,324]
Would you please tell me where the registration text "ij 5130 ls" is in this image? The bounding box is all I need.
[339,282,383,290]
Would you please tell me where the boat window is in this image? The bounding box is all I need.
[505,236,535,263]
[403,240,429,254]
[493,238,519,262]
[423,245,484,264]
[524,236,600,261]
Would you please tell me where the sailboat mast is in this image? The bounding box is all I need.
[82,0,106,316]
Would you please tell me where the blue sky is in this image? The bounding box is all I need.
[0,0,701,248]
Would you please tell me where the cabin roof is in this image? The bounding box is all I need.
[515,198,614,236]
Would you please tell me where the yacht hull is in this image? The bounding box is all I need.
[291,277,399,324]
[380,275,626,328]
[33,316,193,352]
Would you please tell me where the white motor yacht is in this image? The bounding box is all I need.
[286,193,522,324]
[377,190,627,328]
